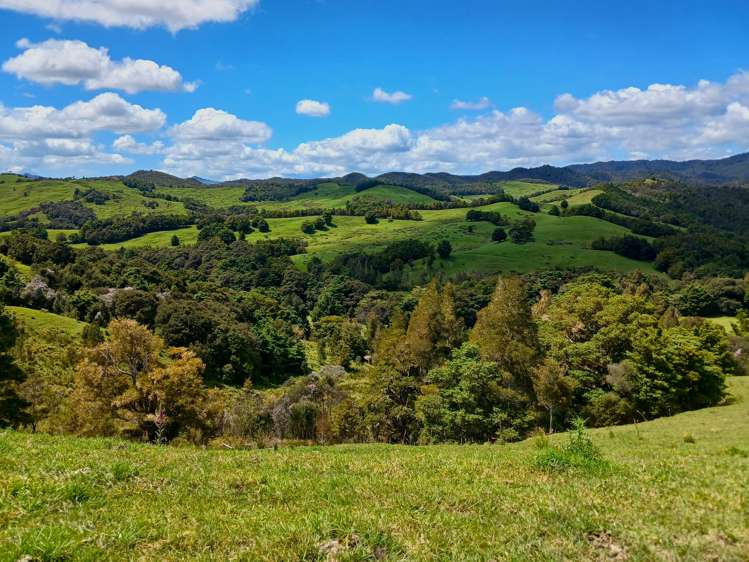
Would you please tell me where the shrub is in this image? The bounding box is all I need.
[534,418,609,474]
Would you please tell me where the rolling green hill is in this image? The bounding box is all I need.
[1,376,746,561]
[0,175,187,220]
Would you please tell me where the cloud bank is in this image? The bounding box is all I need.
[4,71,749,178]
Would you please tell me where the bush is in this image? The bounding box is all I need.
[534,418,609,474]
[491,228,507,242]
[436,239,452,259]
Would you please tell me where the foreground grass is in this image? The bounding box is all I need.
[1,378,747,561]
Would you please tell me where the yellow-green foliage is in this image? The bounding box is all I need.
[1,377,747,560]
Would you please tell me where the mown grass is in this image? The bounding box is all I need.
[6,306,87,338]
[1,377,747,561]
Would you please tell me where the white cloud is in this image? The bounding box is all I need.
[0,93,165,141]
[160,72,749,179]
[113,135,165,155]
[170,108,272,143]
[0,93,163,174]
[372,87,412,104]
[3,38,197,93]
[451,96,492,111]
[295,99,331,117]
[0,0,259,32]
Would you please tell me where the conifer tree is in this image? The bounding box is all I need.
[469,277,539,389]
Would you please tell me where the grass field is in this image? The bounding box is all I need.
[6,306,87,338]
[0,175,187,219]
[66,201,650,275]
[1,377,746,561]
[72,226,200,251]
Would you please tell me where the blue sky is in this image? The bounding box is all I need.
[0,0,748,179]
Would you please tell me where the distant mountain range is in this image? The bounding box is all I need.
[14,151,749,189]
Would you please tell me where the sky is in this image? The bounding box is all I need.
[0,0,748,180]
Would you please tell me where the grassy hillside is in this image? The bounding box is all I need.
[6,306,87,338]
[0,175,187,219]
[1,377,746,561]
[64,201,649,274]
[155,182,439,211]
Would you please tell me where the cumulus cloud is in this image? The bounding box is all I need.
[450,97,492,110]
[160,71,749,179]
[113,135,165,155]
[0,93,163,174]
[0,0,259,33]
[371,87,412,104]
[170,108,272,143]
[3,38,197,93]
[295,99,331,117]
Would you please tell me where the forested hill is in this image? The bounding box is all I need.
[101,151,749,191]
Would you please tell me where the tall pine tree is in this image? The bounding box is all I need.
[469,277,539,391]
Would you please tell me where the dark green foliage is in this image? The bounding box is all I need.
[548,205,560,216]
[170,235,180,247]
[491,227,507,242]
[508,217,536,244]
[436,239,452,259]
[1,231,73,265]
[238,179,317,202]
[592,236,656,261]
[517,197,540,212]
[80,213,190,245]
[466,209,508,226]
[364,211,378,224]
[113,289,159,328]
[416,344,533,443]
[197,223,236,244]
[0,305,30,427]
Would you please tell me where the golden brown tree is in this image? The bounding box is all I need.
[67,319,207,441]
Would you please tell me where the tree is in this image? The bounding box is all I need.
[532,357,576,432]
[82,323,104,346]
[416,343,534,443]
[170,234,180,247]
[314,316,367,368]
[364,211,378,224]
[0,305,30,427]
[470,277,539,389]
[491,228,507,242]
[400,280,464,376]
[257,219,270,233]
[560,199,569,210]
[508,217,536,244]
[67,319,207,441]
[323,210,334,226]
[548,205,560,216]
[301,221,316,234]
[436,239,452,259]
